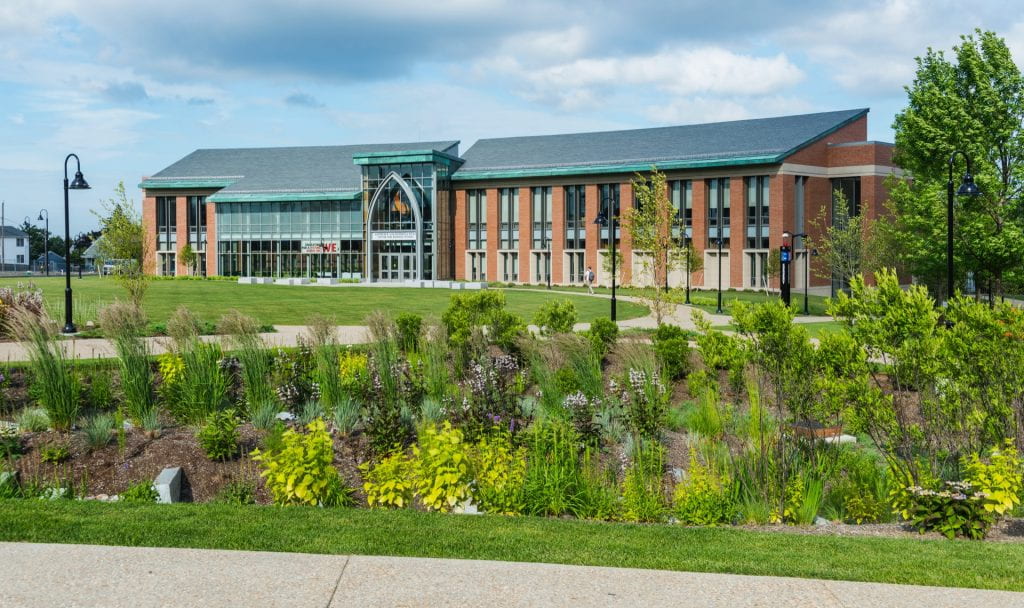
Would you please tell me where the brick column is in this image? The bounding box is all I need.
[174,195,188,276]
[454,189,467,280]
[619,181,633,286]
[485,188,499,281]
[729,177,745,290]
[517,186,531,283]
[142,194,157,275]
[205,201,217,276]
[551,185,565,285]
[690,179,707,288]
[584,184,599,278]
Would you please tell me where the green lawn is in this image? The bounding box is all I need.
[0,277,647,326]
[714,320,844,339]
[508,284,832,316]
[0,500,1021,591]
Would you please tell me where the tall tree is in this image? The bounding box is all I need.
[94,181,149,304]
[889,29,1024,300]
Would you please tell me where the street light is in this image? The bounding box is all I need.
[37,209,49,277]
[684,228,692,305]
[946,151,982,303]
[594,207,617,321]
[715,236,723,314]
[62,154,89,334]
[792,232,810,314]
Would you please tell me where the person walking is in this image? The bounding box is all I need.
[585,265,595,295]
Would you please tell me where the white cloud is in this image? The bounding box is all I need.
[644,96,815,126]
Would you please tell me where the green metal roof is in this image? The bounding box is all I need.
[207,190,362,203]
[352,149,464,167]
[137,178,240,190]
[453,109,869,181]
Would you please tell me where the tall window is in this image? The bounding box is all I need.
[501,252,519,282]
[794,176,807,249]
[706,178,730,246]
[531,186,552,249]
[669,180,692,240]
[155,196,177,251]
[745,176,770,249]
[499,188,519,249]
[564,185,586,250]
[187,196,207,250]
[466,189,487,249]
[831,177,861,225]
[598,183,620,247]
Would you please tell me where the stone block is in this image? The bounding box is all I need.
[315,278,338,286]
[154,466,182,504]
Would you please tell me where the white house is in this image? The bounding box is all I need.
[0,226,31,271]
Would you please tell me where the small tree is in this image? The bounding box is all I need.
[623,168,690,324]
[95,182,149,306]
[180,245,197,277]
[809,190,883,291]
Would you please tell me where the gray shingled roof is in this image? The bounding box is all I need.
[456,109,868,177]
[0,226,29,238]
[146,141,459,194]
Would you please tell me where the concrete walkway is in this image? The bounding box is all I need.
[0,543,1018,607]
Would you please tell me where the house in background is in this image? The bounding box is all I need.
[82,237,104,271]
[33,251,66,274]
[0,226,31,271]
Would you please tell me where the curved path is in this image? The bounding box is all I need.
[0,542,1016,607]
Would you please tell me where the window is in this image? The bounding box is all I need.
[598,184,620,247]
[706,178,730,246]
[669,180,692,240]
[531,186,552,249]
[17,254,24,264]
[15,238,23,247]
[499,188,519,249]
[468,252,486,281]
[831,177,861,225]
[466,190,487,249]
[747,251,769,288]
[155,196,177,251]
[567,251,586,284]
[500,252,519,282]
[533,251,550,283]
[564,185,586,250]
[794,176,807,249]
[187,196,207,253]
[745,176,770,249]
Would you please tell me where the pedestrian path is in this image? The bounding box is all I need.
[0,542,1017,607]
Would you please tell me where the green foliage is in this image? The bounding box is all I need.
[120,480,158,504]
[169,341,231,425]
[94,182,149,305]
[522,419,583,517]
[252,419,351,507]
[13,313,79,431]
[532,299,578,335]
[963,441,1023,517]
[196,409,241,461]
[783,474,824,525]
[337,350,370,395]
[221,311,276,416]
[673,453,737,525]
[652,325,691,381]
[82,367,114,411]
[214,480,256,505]
[472,432,526,515]
[360,451,415,509]
[250,399,281,431]
[620,367,669,438]
[442,291,526,361]
[411,422,473,512]
[692,310,746,372]
[83,413,114,451]
[683,389,728,439]
[15,407,49,432]
[586,316,618,358]
[395,313,422,352]
[39,442,70,464]
[808,190,883,289]
[621,438,667,523]
[332,394,360,434]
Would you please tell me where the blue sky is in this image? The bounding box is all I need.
[1,0,1022,231]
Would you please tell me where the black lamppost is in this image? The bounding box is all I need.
[792,232,810,314]
[62,154,89,334]
[546,231,552,290]
[37,209,49,276]
[715,237,723,314]
[946,151,981,303]
[594,208,617,321]
[684,229,692,305]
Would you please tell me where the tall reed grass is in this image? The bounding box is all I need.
[99,301,154,423]
[11,310,79,431]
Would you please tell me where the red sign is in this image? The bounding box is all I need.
[302,242,338,254]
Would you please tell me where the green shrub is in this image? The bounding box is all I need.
[83,413,115,451]
[13,313,79,431]
[40,442,70,464]
[621,368,669,438]
[522,419,583,517]
[621,438,667,523]
[101,301,155,423]
[15,407,49,432]
[214,480,256,505]
[472,432,526,515]
[673,453,737,525]
[783,474,824,525]
[653,332,691,381]
[338,350,370,396]
[298,401,325,426]
[222,311,276,416]
[0,423,23,459]
[83,368,114,411]
[252,419,351,507]
[692,311,745,372]
[587,316,618,358]
[360,451,415,509]
[442,291,525,360]
[533,299,578,335]
[120,480,158,503]
[170,341,230,424]
[197,409,241,461]
[332,393,361,434]
[250,399,281,431]
[395,313,422,352]
[683,389,727,438]
[411,422,473,512]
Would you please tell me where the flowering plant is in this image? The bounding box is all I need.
[901,481,995,539]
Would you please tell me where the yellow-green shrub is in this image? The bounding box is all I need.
[338,350,369,393]
[251,418,350,507]
[411,422,472,512]
[472,432,526,515]
[360,451,414,509]
[673,454,736,525]
[964,440,1022,516]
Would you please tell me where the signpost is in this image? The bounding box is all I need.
[780,231,792,307]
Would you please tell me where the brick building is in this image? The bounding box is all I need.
[140,108,896,293]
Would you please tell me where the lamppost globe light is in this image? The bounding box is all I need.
[62,153,88,334]
[946,151,982,304]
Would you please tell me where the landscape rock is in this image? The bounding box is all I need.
[154,467,183,504]
[814,517,830,526]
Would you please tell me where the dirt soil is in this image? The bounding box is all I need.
[738,517,1024,543]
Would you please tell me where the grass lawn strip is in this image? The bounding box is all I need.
[1,500,1021,592]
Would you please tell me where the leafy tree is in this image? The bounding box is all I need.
[889,29,1024,300]
[623,168,692,324]
[809,190,884,290]
[94,181,148,304]
[180,244,197,276]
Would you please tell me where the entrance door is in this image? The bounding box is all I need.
[400,253,416,280]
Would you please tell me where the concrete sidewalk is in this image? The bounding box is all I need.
[0,543,1018,608]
